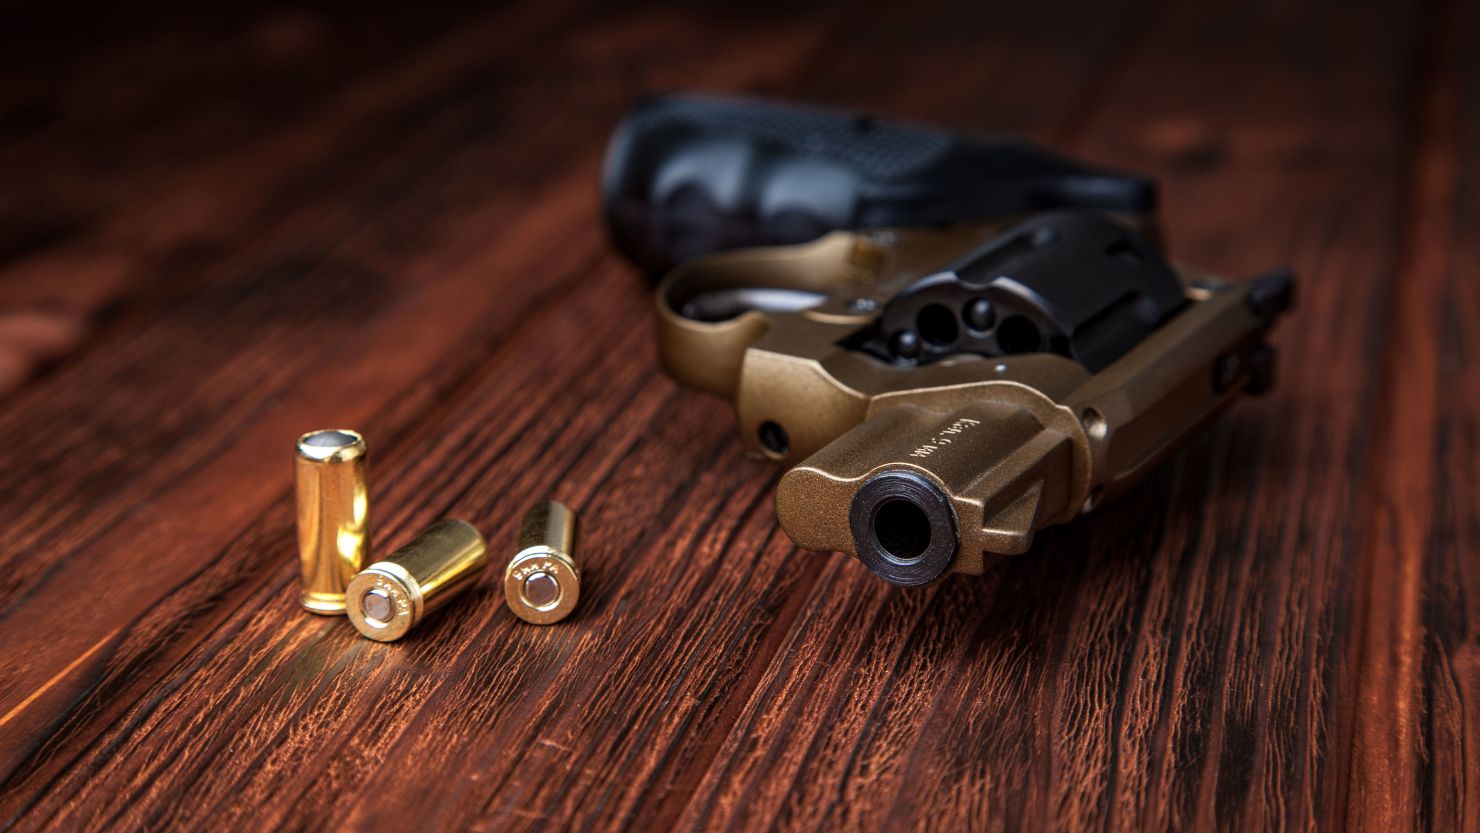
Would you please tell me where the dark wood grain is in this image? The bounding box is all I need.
[0,1,1472,831]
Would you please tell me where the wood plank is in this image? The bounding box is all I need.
[0,4,474,230]
[1065,3,1423,829]
[1349,0,1479,829]
[0,2,588,395]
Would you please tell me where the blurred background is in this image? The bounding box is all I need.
[0,0,1411,395]
[0,2,1470,831]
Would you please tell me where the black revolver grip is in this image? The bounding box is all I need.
[602,92,1157,276]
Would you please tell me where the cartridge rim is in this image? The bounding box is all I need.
[300,590,349,615]
[503,547,579,624]
[345,563,423,642]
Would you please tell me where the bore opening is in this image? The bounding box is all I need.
[1082,408,1108,441]
[758,421,789,456]
[873,498,932,563]
[916,303,959,347]
[996,315,1042,354]
[849,470,958,586]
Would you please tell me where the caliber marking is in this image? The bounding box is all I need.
[513,558,564,582]
[908,417,981,458]
[371,575,411,617]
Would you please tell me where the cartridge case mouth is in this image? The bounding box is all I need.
[848,469,958,586]
[295,429,367,462]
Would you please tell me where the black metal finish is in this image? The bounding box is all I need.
[854,212,1188,372]
[603,93,1158,276]
[849,470,959,586]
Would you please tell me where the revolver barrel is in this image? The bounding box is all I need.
[773,270,1286,585]
[778,401,1079,585]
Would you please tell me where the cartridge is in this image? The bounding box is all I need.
[346,519,488,641]
[295,429,369,614]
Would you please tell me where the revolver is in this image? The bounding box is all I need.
[603,94,1293,586]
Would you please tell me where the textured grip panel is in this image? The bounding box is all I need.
[602,92,1157,275]
[640,95,954,179]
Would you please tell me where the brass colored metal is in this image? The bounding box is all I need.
[655,226,1283,585]
[504,501,580,624]
[295,429,369,614]
[346,519,488,642]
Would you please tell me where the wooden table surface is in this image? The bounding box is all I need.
[0,1,1474,830]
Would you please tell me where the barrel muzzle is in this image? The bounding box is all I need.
[777,399,1084,585]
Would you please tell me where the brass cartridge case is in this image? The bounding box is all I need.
[295,429,370,615]
[504,501,580,624]
[346,519,488,642]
